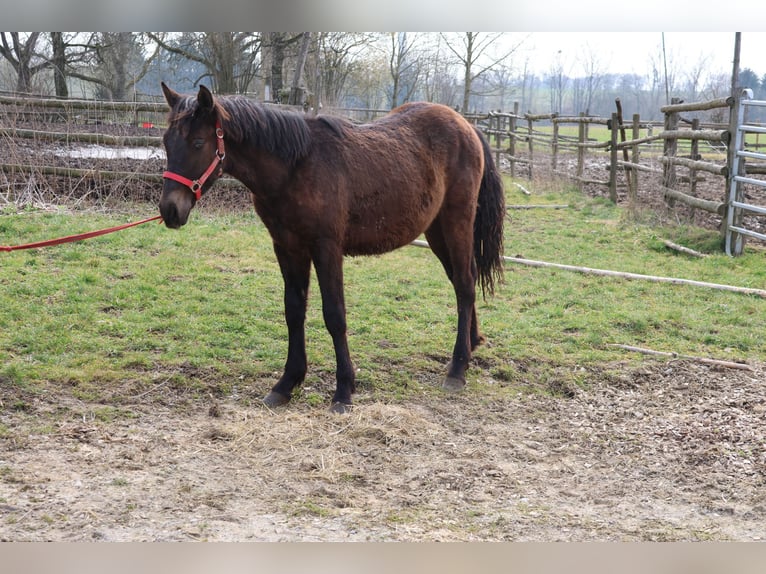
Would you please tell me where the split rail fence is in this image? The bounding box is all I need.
[469,93,766,254]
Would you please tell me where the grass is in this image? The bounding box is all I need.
[1,185,766,409]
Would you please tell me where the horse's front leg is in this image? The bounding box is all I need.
[263,244,311,408]
[311,242,355,413]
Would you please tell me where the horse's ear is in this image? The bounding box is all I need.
[197,85,215,114]
[161,82,180,108]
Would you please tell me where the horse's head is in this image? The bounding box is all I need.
[159,82,227,228]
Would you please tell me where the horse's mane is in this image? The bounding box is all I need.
[316,114,352,138]
[170,94,313,166]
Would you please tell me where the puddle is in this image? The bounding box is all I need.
[60,145,165,160]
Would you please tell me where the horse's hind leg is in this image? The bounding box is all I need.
[425,224,484,350]
[425,221,481,392]
[467,259,485,351]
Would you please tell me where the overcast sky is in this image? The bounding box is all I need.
[519,32,765,79]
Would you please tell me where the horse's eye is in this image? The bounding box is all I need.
[192,138,205,149]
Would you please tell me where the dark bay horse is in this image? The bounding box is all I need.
[159,82,505,412]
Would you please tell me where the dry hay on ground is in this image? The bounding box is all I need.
[1,359,765,541]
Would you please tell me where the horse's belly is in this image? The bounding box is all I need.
[345,205,436,256]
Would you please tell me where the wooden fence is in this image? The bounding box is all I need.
[2,92,766,252]
[470,94,766,247]
[0,93,168,126]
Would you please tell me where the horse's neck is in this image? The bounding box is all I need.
[225,144,291,199]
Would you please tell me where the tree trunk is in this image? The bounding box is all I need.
[269,33,286,102]
[16,63,32,93]
[208,33,237,94]
[462,33,474,112]
[390,33,401,109]
[51,33,68,98]
[111,33,130,100]
[288,32,311,106]
[7,32,42,93]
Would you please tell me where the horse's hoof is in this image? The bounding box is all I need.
[442,376,466,392]
[263,391,290,408]
[330,401,353,414]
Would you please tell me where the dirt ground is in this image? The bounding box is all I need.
[1,358,766,541]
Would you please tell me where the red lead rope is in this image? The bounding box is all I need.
[0,215,163,252]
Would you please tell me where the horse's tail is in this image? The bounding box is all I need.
[473,126,505,299]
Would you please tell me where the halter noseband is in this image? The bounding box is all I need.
[163,119,226,201]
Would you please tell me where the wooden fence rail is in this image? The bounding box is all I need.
[0,127,162,147]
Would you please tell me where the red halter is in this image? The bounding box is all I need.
[162,120,226,201]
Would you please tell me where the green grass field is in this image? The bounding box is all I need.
[2,183,766,408]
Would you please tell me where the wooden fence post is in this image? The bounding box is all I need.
[615,98,633,199]
[663,97,681,207]
[495,113,504,171]
[630,113,640,207]
[725,92,745,249]
[689,118,700,220]
[577,112,586,192]
[526,112,535,180]
[509,102,518,179]
[609,112,618,202]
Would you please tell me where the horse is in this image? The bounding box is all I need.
[159,82,505,413]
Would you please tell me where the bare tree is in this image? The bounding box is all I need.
[645,54,664,119]
[440,32,522,112]
[616,73,646,117]
[547,49,570,114]
[338,36,388,110]
[484,63,516,111]
[516,57,537,114]
[388,32,421,108]
[576,41,606,114]
[149,32,261,94]
[262,33,304,102]
[419,34,460,106]
[0,32,48,93]
[308,32,374,107]
[683,54,719,103]
[43,33,103,98]
[63,33,158,100]
[640,40,679,119]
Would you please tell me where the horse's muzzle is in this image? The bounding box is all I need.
[159,188,193,229]
[159,203,183,229]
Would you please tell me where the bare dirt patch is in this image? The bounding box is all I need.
[2,359,765,541]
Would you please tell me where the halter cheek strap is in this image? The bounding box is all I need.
[163,120,226,201]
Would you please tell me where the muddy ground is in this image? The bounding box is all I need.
[1,359,766,541]
[2,117,766,541]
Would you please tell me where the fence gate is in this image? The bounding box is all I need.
[725,89,766,256]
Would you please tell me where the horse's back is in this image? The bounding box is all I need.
[348,101,483,182]
[384,101,478,143]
